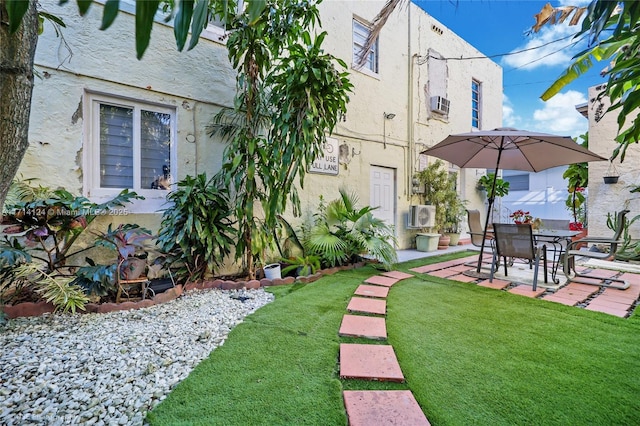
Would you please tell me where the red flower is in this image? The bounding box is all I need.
[569,222,583,231]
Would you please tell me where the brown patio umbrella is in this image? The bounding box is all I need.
[421,127,607,273]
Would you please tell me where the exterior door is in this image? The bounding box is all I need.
[370,166,396,230]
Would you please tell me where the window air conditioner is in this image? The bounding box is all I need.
[408,205,436,228]
[430,96,450,115]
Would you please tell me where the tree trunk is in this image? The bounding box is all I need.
[0,0,39,213]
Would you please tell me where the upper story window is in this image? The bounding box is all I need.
[353,19,379,74]
[472,79,481,128]
[84,92,176,212]
[502,170,530,191]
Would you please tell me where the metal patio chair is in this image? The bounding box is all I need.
[466,209,496,267]
[490,223,548,290]
[563,209,630,290]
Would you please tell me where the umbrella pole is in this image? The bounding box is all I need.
[476,146,503,273]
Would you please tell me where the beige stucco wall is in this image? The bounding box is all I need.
[585,85,640,238]
[18,1,502,272]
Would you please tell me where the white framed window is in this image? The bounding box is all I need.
[472,79,481,128]
[84,92,176,213]
[502,170,530,191]
[353,19,378,74]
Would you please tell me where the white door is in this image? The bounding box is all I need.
[370,166,396,229]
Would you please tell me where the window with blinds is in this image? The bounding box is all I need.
[353,19,378,73]
[90,94,175,197]
[472,79,481,129]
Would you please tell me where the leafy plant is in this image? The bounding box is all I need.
[156,174,235,282]
[563,133,589,227]
[13,263,88,313]
[1,183,143,273]
[305,189,397,271]
[416,160,462,234]
[477,173,510,199]
[281,255,321,277]
[207,0,352,279]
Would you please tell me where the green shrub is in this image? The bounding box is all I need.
[156,174,235,282]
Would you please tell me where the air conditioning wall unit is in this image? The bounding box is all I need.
[430,96,450,115]
[408,205,436,229]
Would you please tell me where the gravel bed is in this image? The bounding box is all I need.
[0,288,275,425]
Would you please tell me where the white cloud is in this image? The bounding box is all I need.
[503,25,583,71]
[502,95,521,128]
[530,90,588,137]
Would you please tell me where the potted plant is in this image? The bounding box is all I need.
[443,197,467,246]
[563,139,589,242]
[416,160,462,249]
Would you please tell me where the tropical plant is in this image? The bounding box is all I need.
[563,133,589,228]
[1,182,142,274]
[280,255,321,277]
[156,174,235,283]
[530,1,640,162]
[606,210,640,261]
[477,173,510,200]
[416,160,462,234]
[12,263,88,313]
[305,189,397,271]
[207,0,352,279]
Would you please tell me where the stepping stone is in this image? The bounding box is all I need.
[343,390,430,426]
[354,285,389,299]
[364,275,399,287]
[380,270,413,280]
[347,297,386,315]
[339,343,404,382]
[339,314,387,340]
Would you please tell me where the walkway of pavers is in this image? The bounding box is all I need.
[409,253,640,318]
[338,250,640,424]
[339,270,431,425]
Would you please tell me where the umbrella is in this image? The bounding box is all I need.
[421,127,607,274]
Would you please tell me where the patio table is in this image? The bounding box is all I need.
[533,229,582,283]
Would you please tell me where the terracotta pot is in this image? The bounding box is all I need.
[572,229,588,249]
[438,234,451,250]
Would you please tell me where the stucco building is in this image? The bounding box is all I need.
[19,1,503,268]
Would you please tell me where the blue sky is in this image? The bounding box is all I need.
[415,0,602,138]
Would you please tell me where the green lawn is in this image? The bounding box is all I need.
[147,252,640,425]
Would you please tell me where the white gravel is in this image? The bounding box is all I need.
[0,288,275,425]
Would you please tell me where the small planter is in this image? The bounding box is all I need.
[416,233,439,252]
[263,263,282,280]
[446,232,461,246]
[603,176,619,184]
[438,234,451,250]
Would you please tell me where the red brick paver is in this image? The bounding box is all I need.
[364,275,399,287]
[354,285,389,299]
[339,314,387,340]
[343,391,430,426]
[380,271,414,280]
[339,343,404,382]
[347,297,386,315]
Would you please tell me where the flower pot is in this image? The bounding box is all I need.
[263,263,282,280]
[416,233,439,252]
[603,176,619,184]
[446,232,461,246]
[438,234,451,250]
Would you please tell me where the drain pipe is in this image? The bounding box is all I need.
[407,5,414,200]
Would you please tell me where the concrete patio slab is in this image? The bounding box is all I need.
[339,314,387,340]
[339,343,404,382]
[343,391,430,426]
[364,275,399,287]
[354,285,389,299]
[380,270,414,280]
[347,297,387,315]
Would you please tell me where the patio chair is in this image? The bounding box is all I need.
[563,209,630,290]
[466,209,496,267]
[490,223,548,290]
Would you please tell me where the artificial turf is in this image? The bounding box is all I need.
[147,252,640,425]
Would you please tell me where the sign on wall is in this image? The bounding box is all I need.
[309,137,339,175]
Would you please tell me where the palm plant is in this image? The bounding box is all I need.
[305,189,397,270]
